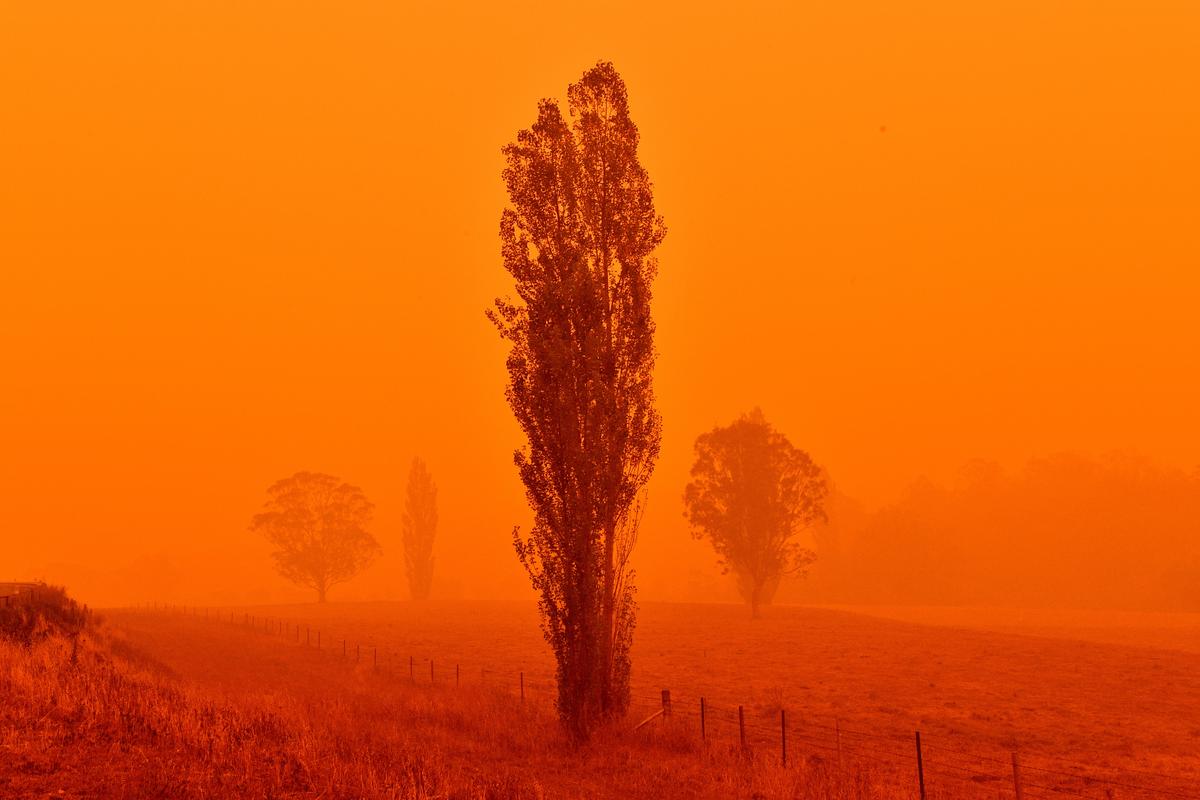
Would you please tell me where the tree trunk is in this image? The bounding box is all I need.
[317,584,327,603]
[601,516,615,715]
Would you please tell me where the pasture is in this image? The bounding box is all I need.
[103,600,1200,798]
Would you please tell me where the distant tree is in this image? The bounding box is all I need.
[402,457,438,600]
[250,472,379,603]
[683,410,828,618]
[489,61,665,739]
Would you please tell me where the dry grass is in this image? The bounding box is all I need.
[115,600,1200,798]
[6,597,1199,798]
[1,606,913,799]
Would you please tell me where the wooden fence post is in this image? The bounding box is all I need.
[1012,751,1024,800]
[781,709,787,766]
[520,672,525,702]
[661,689,671,717]
[738,705,746,752]
[915,731,926,800]
[700,697,706,741]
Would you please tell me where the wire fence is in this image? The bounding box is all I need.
[130,603,1199,800]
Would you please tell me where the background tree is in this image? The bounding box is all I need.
[489,61,664,739]
[683,409,828,618]
[250,471,379,603]
[402,457,437,600]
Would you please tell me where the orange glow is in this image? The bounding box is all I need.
[2,2,1197,609]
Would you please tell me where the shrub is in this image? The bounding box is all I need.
[0,583,89,645]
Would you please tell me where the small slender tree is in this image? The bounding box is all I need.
[489,61,664,739]
[402,457,438,600]
[250,471,379,602]
[683,409,828,618]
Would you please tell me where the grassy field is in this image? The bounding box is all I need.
[104,600,1200,799]
[5,595,1199,798]
[821,604,1200,655]
[3,602,907,800]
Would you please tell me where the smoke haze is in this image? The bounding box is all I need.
[3,2,1197,611]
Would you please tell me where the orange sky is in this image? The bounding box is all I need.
[2,2,1197,607]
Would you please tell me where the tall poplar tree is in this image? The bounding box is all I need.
[402,457,438,600]
[489,61,665,739]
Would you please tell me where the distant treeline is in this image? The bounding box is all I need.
[793,453,1200,611]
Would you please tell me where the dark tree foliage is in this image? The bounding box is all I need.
[402,457,438,600]
[250,471,379,603]
[489,61,664,739]
[683,409,828,618]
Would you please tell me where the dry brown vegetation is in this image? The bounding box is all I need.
[2,600,908,799]
[4,595,1199,798]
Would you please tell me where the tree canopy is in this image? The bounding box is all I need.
[683,409,828,617]
[489,61,664,739]
[250,471,379,603]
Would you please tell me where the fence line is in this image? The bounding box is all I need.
[130,602,1198,800]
